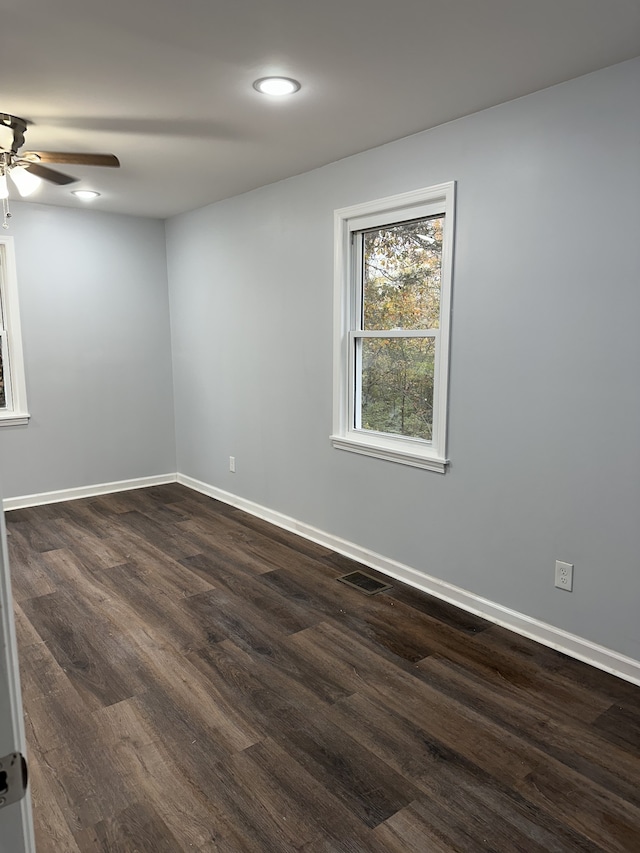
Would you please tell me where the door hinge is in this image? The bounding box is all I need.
[0,753,28,809]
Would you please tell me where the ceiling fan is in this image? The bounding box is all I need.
[1,113,119,225]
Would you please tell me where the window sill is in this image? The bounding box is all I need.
[330,434,448,473]
[0,412,30,427]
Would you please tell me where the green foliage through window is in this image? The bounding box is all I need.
[361,337,435,440]
[356,215,443,440]
[363,216,442,330]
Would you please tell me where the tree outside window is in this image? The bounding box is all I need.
[332,183,454,472]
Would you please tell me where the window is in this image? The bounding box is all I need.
[0,237,29,426]
[332,182,455,472]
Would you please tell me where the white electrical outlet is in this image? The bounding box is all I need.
[229,456,236,473]
[555,560,573,591]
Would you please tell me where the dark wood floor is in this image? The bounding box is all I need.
[6,484,640,852]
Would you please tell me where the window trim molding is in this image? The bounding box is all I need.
[331,182,455,472]
[0,236,30,426]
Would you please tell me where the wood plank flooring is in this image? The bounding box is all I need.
[6,483,640,852]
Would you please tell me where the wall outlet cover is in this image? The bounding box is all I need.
[555,560,574,592]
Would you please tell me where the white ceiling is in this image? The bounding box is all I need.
[2,0,639,218]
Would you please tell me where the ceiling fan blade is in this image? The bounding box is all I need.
[24,151,120,168]
[24,163,78,185]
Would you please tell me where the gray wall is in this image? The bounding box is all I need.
[0,203,176,497]
[166,58,640,660]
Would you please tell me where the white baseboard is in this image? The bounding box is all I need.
[178,472,640,688]
[4,470,638,686]
[3,473,178,511]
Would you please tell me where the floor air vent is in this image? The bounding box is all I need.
[337,571,392,596]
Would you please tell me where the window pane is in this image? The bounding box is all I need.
[363,216,443,331]
[359,337,435,440]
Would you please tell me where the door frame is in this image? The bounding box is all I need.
[0,505,36,853]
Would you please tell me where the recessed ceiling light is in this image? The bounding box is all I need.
[72,190,100,200]
[253,77,301,96]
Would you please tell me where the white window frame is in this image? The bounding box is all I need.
[331,182,455,472]
[0,237,29,426]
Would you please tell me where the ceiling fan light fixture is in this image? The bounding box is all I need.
[72,190,101,200]
[8,165,41,197]
[0,172,8,200]
[253,76,301,96]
